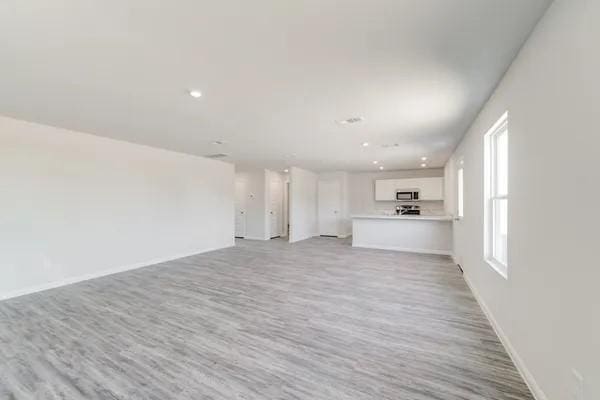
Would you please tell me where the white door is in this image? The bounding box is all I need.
[269,176,282,238]
[235,209,246,238]
[234,179,246,238]
[283,181,290,237]
[318,180,341,237]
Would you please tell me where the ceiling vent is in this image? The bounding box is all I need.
[382,143,400,148]
[204,153,229,159]
[336,117,364,125]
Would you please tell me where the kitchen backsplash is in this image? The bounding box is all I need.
[373,200,445,216]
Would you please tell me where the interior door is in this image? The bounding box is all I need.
[235,209,246,238]
[234,178,246,238]
[318,180,341,237]
[269,176,282,238]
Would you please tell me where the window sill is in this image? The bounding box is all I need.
[485,257,508,279]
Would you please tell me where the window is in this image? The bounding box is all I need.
[457,164,464,218]
[484,112,508,278]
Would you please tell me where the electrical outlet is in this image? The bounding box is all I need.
[570,369,584,400]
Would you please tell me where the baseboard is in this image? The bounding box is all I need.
[0,243,234,302]
[289,234,318,244]
[352,243,452,256]
[241,236,269,241]
[463,274,548,400]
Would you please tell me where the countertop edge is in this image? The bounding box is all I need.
[351,215,453,221]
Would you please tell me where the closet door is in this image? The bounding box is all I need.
[318,180,341,237]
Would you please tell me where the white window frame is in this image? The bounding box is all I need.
[457,161,464,219]
[483,112,508,278]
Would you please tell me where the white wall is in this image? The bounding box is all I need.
[235,167,268,240]
[349,169,446,216]
[444,158,458,216]
[0,115,234,300]
[289,167,318,243]
[445,1,599,399]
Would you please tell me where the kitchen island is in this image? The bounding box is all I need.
[352,214,452,255]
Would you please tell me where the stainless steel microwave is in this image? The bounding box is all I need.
[396,190,419,201]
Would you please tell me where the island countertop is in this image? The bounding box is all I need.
[351,214,453,221]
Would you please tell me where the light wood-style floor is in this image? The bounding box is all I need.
[0,238,533,400]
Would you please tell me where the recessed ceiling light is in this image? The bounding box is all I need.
[372,160,379,164]
[336,117,364,125]
[379,166,384,170]
[283,169,289,173]
[421,156,428,161]
[362,142,369,147]
[421,163,427,168]
[189,90,202,98]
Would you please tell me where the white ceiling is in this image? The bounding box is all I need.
[0,0,551,172]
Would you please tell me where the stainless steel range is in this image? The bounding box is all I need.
[395,205,421,215]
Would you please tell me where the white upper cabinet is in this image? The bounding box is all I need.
[374,177,444,201]
[374,179,397,201]
[417,177,444,200]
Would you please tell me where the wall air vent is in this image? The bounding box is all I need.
[336,117,364,125]
[204,153,229,159]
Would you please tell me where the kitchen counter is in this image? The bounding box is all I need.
[352,214,453,221]
[352,214,452,255]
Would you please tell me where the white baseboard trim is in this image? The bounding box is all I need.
[0,243,234,302]
[463,274,548,400]
[289,235,318,244]
[352,243,452,256]
[241,236,269,241]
